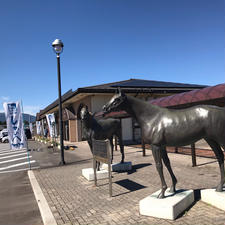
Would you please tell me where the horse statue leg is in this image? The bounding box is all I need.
[161,146,177,193]
[116,132,124,163]
[96,161,100,171]
[151,145,167,198]
[109,137,114,164]
[204,138,225,191]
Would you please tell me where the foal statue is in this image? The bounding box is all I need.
[103,90,225,198]
[78,105,124,169]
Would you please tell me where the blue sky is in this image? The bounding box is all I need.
[0,0,224,115]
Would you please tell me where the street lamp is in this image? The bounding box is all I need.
[52,39,65,165]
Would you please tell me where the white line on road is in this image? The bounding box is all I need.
[0,152,28,160]
[0,148,25,152]
[0,160,36,171]
[28,170,57,225]
[0,166,40,174]
[0,147,27,152]
[0,156,32,164]
[0,149,12,152]
[0,150,27,156]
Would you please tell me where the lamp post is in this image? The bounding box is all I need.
[52,39,65,165]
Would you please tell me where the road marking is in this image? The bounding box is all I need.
[0,147,27,152]
[0,149,12,152]
[28,170,57,225]
[0,152,28,160]
[0,148,25,152]
[0,156,32,164]
[0,160,36,171]
[0,166,40,174]
[0,150,27,156]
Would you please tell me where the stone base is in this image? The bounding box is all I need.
[201,188,225,211]
[139,189,194,220]
[82,168,108,181]
[102,162,132,172]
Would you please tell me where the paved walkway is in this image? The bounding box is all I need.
[32,141,225,225]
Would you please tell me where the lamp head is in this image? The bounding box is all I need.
[52,39,64,55]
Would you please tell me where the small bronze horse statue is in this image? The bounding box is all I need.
[78,105,124,169]
[103,90,225,198]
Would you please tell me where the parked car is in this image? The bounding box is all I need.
[0,129,8,142]
[2,135,9,143]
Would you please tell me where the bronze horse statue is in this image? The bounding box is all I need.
[103,90,225,198]
[78,105,124,169]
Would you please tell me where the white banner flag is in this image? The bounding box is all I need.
[46,113,57,138]
[29,122,33,134]
[3,102,27,150]
[36,121,41,135]
[41,120,45,136]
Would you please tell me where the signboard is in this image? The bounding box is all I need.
[92,139,110,163]
[92,139,112,197]
[3,102,27,150]
[36,121,41,135]
[46,113,57,138]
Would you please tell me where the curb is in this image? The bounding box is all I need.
[28,170,57,225]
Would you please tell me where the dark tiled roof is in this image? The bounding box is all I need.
[103,83,225,118]
[82,78,206,90]
[149,83,225,108]
[36,79,207,118]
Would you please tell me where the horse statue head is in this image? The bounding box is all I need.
[103,88,127,114]
[80,105,90,121]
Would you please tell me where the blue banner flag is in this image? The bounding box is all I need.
[3,102,27,149]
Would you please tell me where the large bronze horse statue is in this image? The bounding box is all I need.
[78,105,124,168]
[103,90,225,198]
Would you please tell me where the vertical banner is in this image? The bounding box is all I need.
[29,115,33,134]
[41,119,45,136]
[3,102,27,150]
[36,121,41,135]
[29,122,33,134]
[46,113,57,138]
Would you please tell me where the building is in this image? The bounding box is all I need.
[36,79,206,143]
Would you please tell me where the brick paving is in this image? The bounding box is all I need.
[33,141,225,225]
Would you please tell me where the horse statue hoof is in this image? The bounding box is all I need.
[157,192,165,199]
[216,185,223,192]
[169,186,176,193]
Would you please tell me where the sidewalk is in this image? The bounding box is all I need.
[32,141,225,225]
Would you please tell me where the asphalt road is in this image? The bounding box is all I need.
[0,140,84,225]
[0,143,39,173]
[0,170,43,225]
[0,142,43,225]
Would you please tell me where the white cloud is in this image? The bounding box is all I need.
[23,105,41,116]
[1,96,10,102]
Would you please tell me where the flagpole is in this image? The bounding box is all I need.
[21,100,31,170]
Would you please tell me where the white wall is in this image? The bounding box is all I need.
[91,95,112,113]
[91,95,133,141]
[121,118,133,141]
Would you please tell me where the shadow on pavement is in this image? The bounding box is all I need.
[176,188,201,219]
[195,160,217,167]
[127,163,152,175]
[112,179,147,197]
